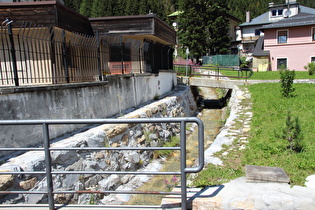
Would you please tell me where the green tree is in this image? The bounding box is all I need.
[79,0,94,17]
[64,0,82,12]
[279,69,295,97]
[277,111,304,152]
[178,0,230,60]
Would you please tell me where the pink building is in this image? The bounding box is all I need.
[261,14,315,71]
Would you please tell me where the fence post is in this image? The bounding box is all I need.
[4,18,19,86]
[61,30,69,83]
[49,27,57,84]
[96,31,102,81]
[139,41,142,74]
[120,36,124,74]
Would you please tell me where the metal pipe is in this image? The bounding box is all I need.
[42,123,55,210]
[180,120,187,210]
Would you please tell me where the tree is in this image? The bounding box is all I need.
[79,0,94,17]
[177,0,231,61]
[277,111,304,152]
[279,69,295,97]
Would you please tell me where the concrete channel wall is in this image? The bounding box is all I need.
[0,84,198,206]
[0,71,177,158]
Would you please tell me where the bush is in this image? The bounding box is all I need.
[279,69,295,97]
[304,62,315,75]
[276,111,304,152]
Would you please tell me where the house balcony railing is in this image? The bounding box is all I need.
[241,35,260,43]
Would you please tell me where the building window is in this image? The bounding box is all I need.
[312,28,315,41]
[277,58,287,70]
[271,9,283,17]
[255,29,261,36]
[311,57,315,63]
[277,30,288,44]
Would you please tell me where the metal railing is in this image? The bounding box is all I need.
[173,64,253,80]
[0,117,204,210]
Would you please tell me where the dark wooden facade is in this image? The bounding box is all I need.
[0,1,93,35]
[0,1,175,79]
[89,14,176,45]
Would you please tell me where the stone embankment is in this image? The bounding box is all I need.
[0,84,197,205]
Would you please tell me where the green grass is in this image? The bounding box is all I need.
[244,83,315,185]
[193,83,315,187]
[216,69,315,80]
[249,71,315,80]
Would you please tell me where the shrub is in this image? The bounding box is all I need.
[279,69,295,97]
[276,111,304,152]
[304,62,315,75]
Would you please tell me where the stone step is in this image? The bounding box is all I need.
[245,165,290,183]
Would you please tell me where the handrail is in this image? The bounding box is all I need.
[0,117,204,210]
[173,64,253,79]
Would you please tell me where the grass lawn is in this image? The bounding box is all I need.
[249,71,315,80]
[219,69,315,80]
[193,82,315,187]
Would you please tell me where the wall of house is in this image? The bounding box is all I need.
[252,56,270,71]
[264,26,315,71]
[0,71,177,158]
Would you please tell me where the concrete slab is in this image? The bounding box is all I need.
[245,165,290,183]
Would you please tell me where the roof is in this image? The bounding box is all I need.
[89,14,176,45]
[260,13,315,30]
[252,35,270,56]
[239,5,315,27]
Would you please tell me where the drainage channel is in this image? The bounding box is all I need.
[126,87,226,207]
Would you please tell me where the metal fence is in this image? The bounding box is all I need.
[0,117,204,210]
[0,21,173,87]
[202,55,240,67]
[173,64,253,79]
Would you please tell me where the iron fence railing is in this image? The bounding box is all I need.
[0,117,204,210]
[173,64,253,80]
[0,20,173,87]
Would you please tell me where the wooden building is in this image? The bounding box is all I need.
[0,1,176,86]
[90,14,176,74]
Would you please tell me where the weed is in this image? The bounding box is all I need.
[164,175,179,191]
[89,193,95,205]
[155,136,180,158]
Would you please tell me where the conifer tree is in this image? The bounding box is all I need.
[178,0,231,60]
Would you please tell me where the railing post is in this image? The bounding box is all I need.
[180,120,187,210]
[4,18,19,86]
[42,123,55,210]
[61,30,69,83]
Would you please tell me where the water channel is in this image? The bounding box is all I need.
[127,87,227,205]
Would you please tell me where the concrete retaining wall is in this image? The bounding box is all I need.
[0,84,197,205]
[0,71,177,157]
